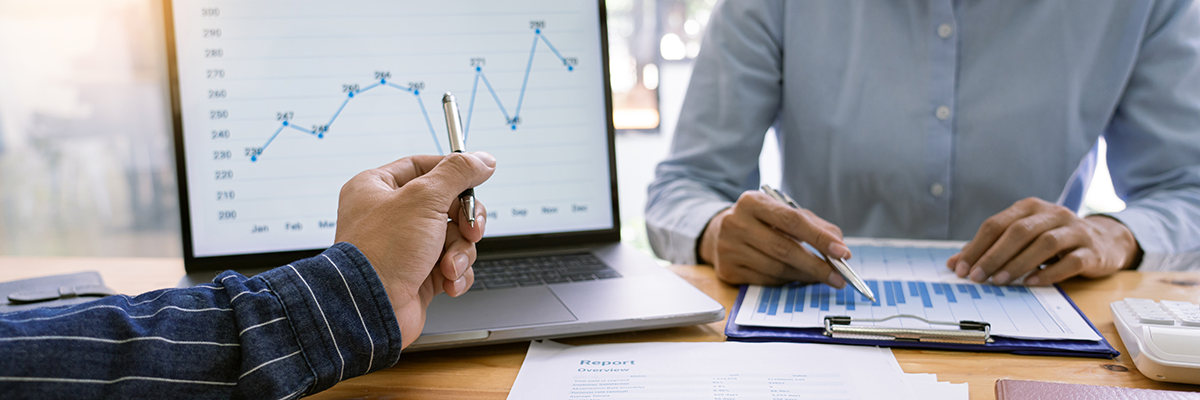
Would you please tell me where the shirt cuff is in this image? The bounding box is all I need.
[259,242,402,393]
[1104,206,1191,271]
[648,200,733,265]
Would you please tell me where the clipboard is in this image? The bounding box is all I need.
[725,284,1119,359]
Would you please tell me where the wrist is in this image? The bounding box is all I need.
[698,208,732,265]
[1085,215,1143,270]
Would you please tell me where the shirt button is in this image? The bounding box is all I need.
[937,23,954,39]
[931,183,946,197]
[936,106,951,120]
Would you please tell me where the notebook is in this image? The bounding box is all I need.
[995,379,1200,400]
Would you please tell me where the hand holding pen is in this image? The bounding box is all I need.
[760,185,874,302]
[697,184,854,289]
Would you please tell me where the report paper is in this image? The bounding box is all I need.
[507,340,966,400]
[734,239,1102,341]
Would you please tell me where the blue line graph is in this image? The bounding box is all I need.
[252,82,437,162]
[250,28,575,162]
[465,29,575,139]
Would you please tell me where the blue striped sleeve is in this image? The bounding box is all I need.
[0,242,402,399]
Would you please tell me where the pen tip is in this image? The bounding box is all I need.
[443,92,454,102]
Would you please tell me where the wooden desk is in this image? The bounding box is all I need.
[3,257,1198,399]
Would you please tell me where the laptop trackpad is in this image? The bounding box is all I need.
[421,287,577,334]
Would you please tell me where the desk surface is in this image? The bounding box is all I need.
[2,256,1199,399]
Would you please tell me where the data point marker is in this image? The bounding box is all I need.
[476,66,482,72]
[511,125,517,130]
[535,29,541,34]
[251,156,257,162]
[568,66,574,71]
[282,121,289,126]
[414,90,420,95]
[349,92,355,98]
[318,133,324,139]
[381,79,386,84]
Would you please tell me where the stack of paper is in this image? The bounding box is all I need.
[507,340,966,400]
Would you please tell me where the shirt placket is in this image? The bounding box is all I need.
[926,0,957,239]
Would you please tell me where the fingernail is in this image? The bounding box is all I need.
[473,151,496,167]
[955,261,969,277]
[1025,276,1040,286]
[827,272,846,288]
[993,271,1010,285]
[453,276,467,294]
[829,243,850,259]
[454,253,469,276]
[969,267,986,282]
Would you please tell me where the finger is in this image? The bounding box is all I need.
[740,191,850,259]
[969,206,1074,282]
[452,199,487,243]
[370,155,452,189]
[957,198,1043,279]
[728,240,821,283]
[406,152,497,206]
[1024,248,1093,285]
[439,221,477,283]
[443,266,475,297]
[989,226,1085,285]
[735,219,838,285]
[946,253,961,272]
[804,209,851,258]
[715,261,793,286]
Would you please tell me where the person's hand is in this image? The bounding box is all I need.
[698,190,850,286]
[947,197,1142,286]
[335,152,495,348]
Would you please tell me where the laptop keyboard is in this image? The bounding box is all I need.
[470,253,621,291]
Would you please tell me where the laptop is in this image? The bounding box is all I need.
[162,0,723,349]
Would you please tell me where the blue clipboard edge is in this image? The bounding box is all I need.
[724,284,1119,359]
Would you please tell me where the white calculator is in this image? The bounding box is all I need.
[1110,298,1200,385]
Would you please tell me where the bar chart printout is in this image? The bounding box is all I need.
[733,242,1102,341]
[736,280,1101,341]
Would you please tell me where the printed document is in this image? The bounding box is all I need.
[507,340,966,400]
[734,239,1102,341]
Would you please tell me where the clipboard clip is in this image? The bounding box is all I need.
[823,315,993,345]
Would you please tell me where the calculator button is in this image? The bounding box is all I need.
[1161,300,1197,309]
[1182,318,1200,327]
[1125,298,1156,305]
[1139,315,1177,325]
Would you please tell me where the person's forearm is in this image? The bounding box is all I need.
[0,243,401,399]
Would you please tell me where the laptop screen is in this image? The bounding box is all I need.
[166,0,617,260]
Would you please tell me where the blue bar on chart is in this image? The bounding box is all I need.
[864,280,881,306]
[917,280,932,307]
[941,283,956,303]
[767,287,783,315]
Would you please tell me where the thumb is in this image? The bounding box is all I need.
[406,152,496,205]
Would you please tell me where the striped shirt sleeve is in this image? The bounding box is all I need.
[0,242,402,400]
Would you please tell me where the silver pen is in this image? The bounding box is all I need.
[760,184,876,303]
[442,93,476,227]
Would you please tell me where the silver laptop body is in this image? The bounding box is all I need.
[163,0,723,350]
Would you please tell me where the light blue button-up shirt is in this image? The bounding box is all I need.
[647,0,1200,271]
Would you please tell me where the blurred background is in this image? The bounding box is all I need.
[0,0,1125,259]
